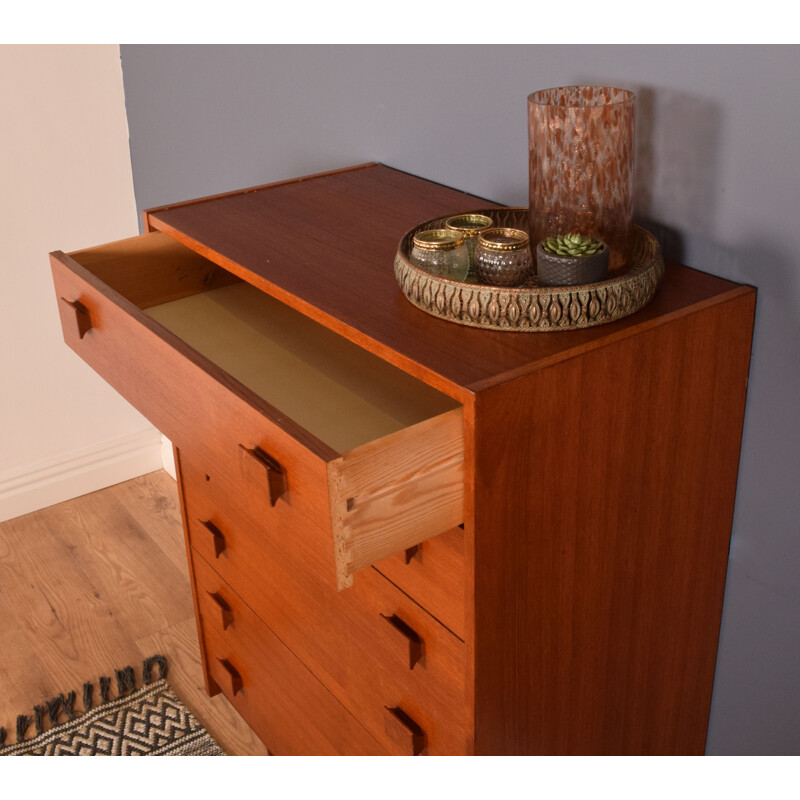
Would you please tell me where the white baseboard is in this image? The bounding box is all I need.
[160,435,176,479]
[0,428,164,523]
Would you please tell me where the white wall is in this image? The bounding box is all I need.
[0,45,162,522]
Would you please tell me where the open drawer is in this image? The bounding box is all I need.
[50,231,464,589]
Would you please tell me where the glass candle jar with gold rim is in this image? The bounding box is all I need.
[410,229,470,281]
[445,214,493,277]
[474,228,533,287]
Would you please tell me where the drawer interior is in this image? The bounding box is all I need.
[68,232,459,454]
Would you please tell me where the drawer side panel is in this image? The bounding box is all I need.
[329,408,465,589]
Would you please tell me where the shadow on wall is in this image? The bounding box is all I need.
[632,83,799,312]
[632,85,721,266]
[559,81,719,265]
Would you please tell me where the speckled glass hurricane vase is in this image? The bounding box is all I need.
[528,86,635,272]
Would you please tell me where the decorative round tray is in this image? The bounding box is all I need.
[394,208,664,332]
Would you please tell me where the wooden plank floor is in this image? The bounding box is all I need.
[0,470,268,756]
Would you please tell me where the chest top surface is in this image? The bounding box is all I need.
[145,163,750,399]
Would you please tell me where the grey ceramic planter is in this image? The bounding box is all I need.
[535,241,609,287]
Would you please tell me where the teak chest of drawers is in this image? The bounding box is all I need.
[50,163,756,755]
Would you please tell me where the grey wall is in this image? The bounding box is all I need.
[119,44,800,755]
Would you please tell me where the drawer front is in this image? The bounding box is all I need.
[51,240,334,538]
[194,552,465,756]
[373,527,467,640]
[182,452,468,755]
[194,558,386,755]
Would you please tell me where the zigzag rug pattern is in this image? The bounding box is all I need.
[0,655,225,756]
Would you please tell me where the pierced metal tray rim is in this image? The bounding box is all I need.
[394,207,665,332]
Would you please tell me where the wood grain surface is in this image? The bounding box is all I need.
[66,231,240,309]
[0,472,269,756]
[329,407,464,588]
[373,526,467,641]
[471,289,756,754]
[193,553,388,756]
[145,164,750,400]
[179,446,469,755]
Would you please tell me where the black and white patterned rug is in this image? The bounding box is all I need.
[0,655,225,756]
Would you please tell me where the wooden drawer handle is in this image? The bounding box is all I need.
[404,545,420,564]
[217,658,243,696]
[208,591,234,630]
[60,297,92,339]
[383,707,426,755]
[381,614,423,670]
[199,519,226,558]
[239,445,286,506]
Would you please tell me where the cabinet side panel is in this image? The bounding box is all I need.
[472,291,755,754]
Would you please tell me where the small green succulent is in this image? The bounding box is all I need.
[541,233,604,257]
